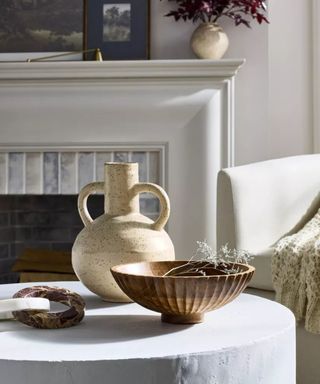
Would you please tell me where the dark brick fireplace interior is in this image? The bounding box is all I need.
[0,195,159,283]
[0,196,100,283]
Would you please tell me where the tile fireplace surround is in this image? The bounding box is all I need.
[0,60,243,283]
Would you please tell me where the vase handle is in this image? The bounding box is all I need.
[78,182,105,227]
[131,183,170,231]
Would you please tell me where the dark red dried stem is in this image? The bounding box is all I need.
[162,0,269,28]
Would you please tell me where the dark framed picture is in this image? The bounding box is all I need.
[0,0,84,61]
[85,0,150,60]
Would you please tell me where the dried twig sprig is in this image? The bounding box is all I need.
[164,240,253,277]
[162,0,269,28]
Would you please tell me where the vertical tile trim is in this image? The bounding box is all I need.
[43,152,59,194]
[5,153,8,194]
[22,152,26,194]
[75,152,79,194]
[40,152,44,194]
[93,152,97,182]
[0,148,163,194]
[8,153,24,194]
[0,153,8,195]
[25,153,42,194]
[60,152,76,194]
[58,152,61,194]
[146,151,150,182]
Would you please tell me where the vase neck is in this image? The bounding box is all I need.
[104,163,139,215]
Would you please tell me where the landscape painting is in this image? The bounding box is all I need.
[0,0,83,53]
[86,0,149,60]
[103,3,131,42]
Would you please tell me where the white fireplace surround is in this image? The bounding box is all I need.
[0,59,243,256]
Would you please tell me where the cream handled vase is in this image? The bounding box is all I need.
[72,162,175,302]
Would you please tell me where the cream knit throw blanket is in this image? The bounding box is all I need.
[272,208,320,334]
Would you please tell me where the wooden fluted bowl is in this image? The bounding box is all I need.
[111,261,255,324]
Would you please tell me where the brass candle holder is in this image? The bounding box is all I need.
[26,48,103,62]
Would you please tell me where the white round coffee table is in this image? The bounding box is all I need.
[0,282,295,384]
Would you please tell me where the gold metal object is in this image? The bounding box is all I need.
[26,48,103,62]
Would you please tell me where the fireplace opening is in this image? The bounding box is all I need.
[0,195,100,284]
[0,194,160,284]
[0,149,162,284]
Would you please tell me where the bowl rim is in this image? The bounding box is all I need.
[111,260,255,278]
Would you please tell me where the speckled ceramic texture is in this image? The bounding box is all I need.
[72,163,175,302]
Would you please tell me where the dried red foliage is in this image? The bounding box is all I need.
[162,0,269,27]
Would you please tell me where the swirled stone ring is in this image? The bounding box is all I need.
[12,286,86,329]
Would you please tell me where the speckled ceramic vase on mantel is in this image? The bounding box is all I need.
[191,23,229,59]
[72,162,175,302]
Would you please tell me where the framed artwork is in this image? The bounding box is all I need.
[0,0,84,62]
[85,0,150,60]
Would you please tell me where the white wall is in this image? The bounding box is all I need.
[151,0,314,165]
[268,0,313,159]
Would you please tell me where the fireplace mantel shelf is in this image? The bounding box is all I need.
[0,59,244,81]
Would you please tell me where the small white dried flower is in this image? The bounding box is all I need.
[163,240,253,277]
[194,240,217,264]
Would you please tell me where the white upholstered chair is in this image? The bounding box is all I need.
[217,154,320,384]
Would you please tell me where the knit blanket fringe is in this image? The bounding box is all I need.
[272,209,320,334]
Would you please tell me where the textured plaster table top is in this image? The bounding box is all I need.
[0,281,295,384]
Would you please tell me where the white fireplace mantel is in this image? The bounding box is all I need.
[0,59,243,80]
[0,59,244,254]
